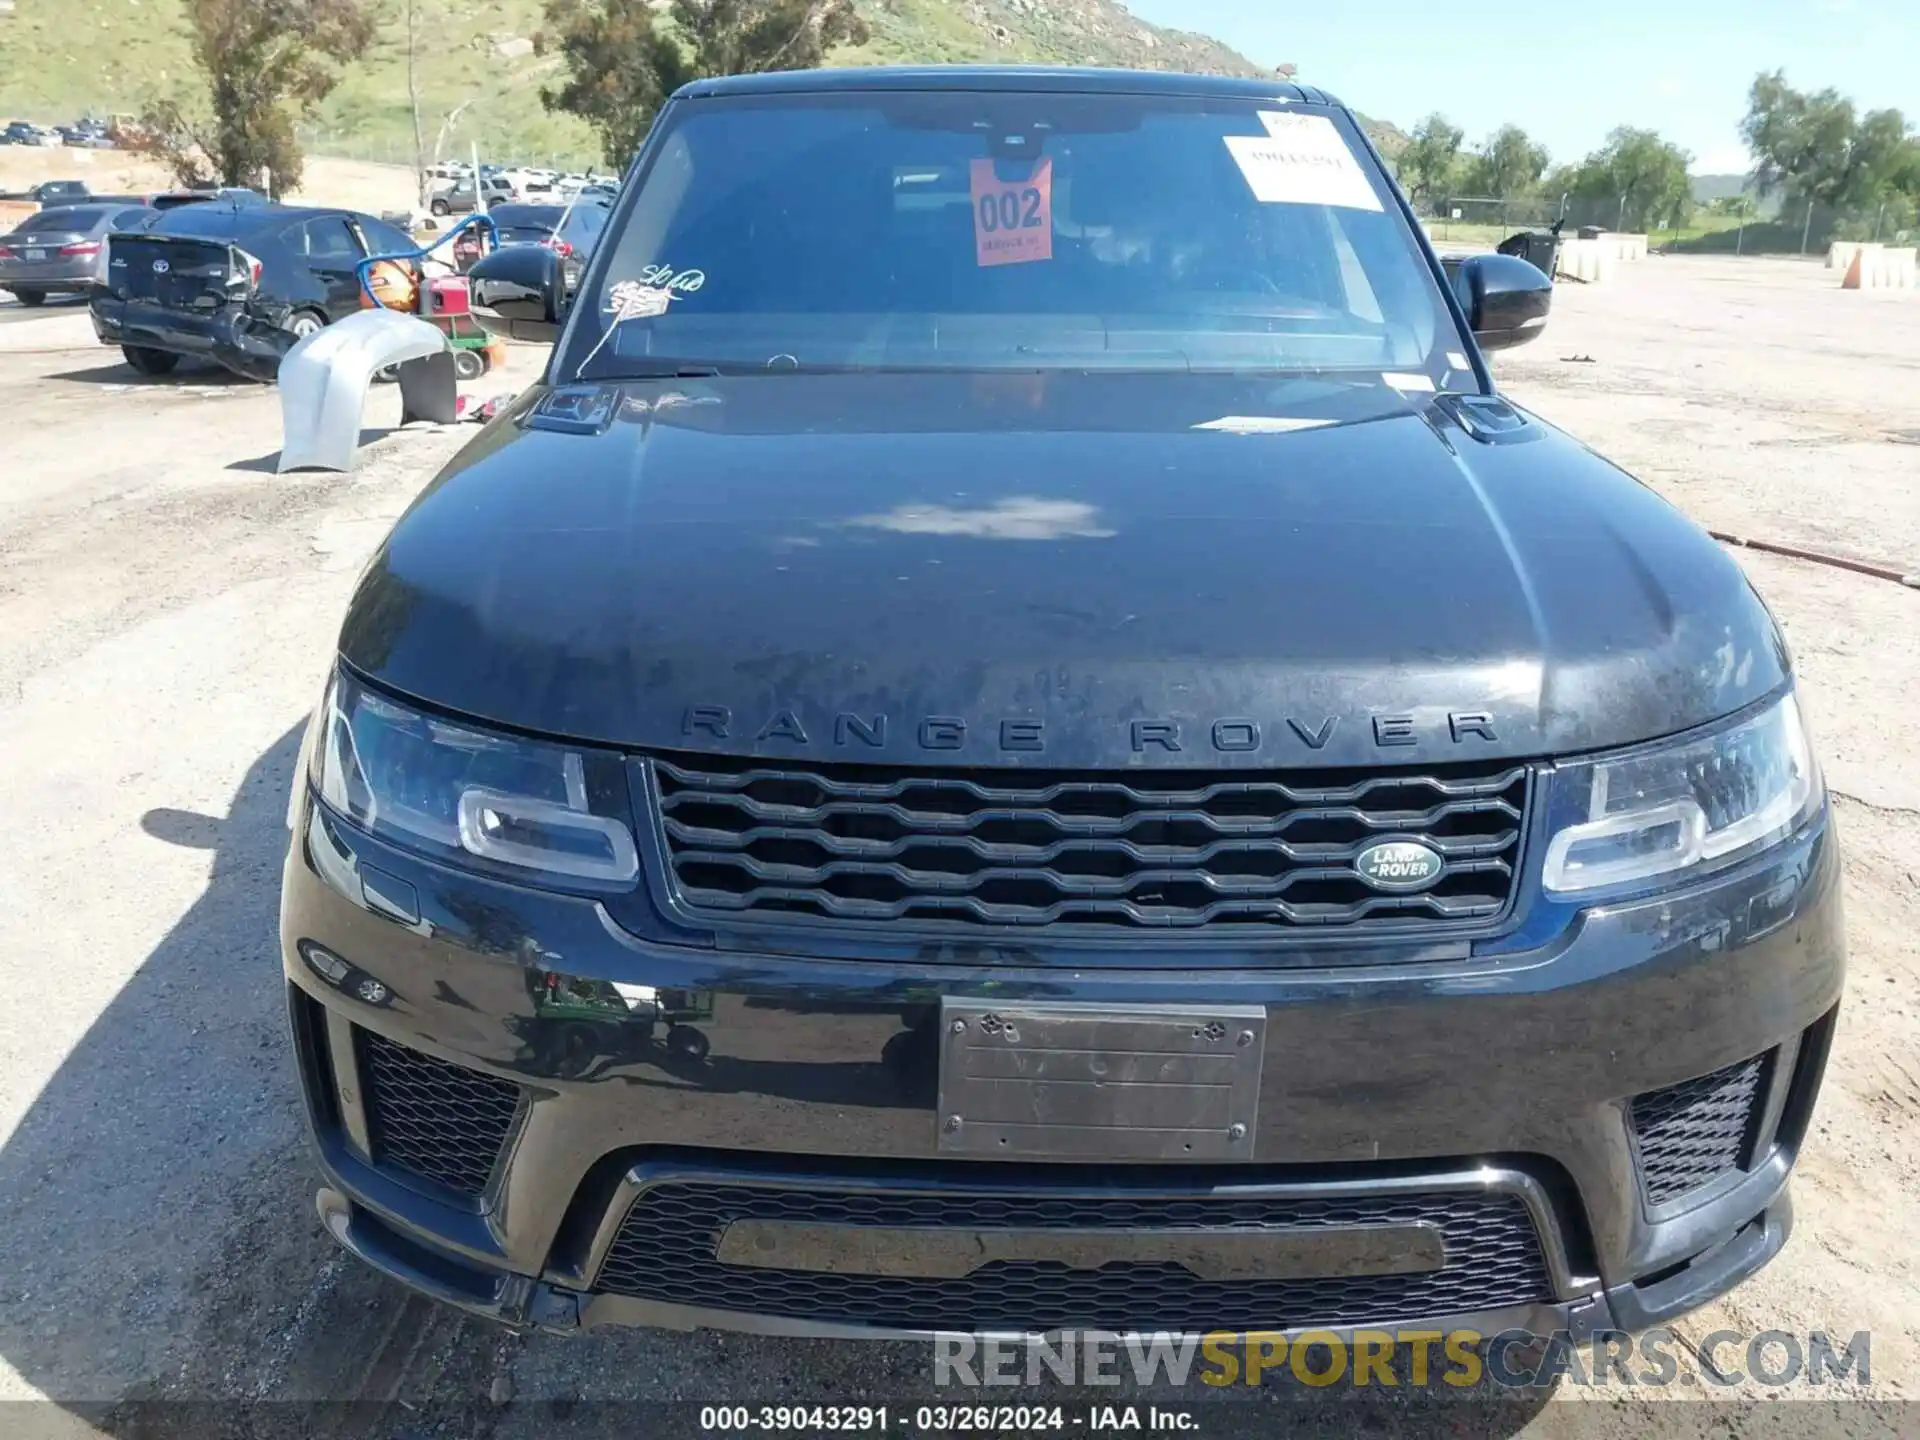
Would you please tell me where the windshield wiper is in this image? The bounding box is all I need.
[587,359,723,380]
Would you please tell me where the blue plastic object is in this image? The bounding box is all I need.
[356,212,500,308]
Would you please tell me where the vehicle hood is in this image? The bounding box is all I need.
[341,372,1787,769]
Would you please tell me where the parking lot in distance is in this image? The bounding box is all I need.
[0,253,1916,1437]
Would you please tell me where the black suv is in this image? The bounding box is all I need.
[283,67,1841,1342]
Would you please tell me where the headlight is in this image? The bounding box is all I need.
[315,669,639,887]
[1541,691,1820,897]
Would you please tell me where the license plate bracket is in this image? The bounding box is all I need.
[936,1000,1265,1161]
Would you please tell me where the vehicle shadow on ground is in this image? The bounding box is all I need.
[44,359,259,386]
[226,430,402,474]
[0,730,1558,1439]
[0,727,493,1437]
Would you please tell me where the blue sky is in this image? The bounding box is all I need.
[1123,0,1913,174]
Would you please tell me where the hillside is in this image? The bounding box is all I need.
[0,0,1400,170]
[1690,171,1781,218]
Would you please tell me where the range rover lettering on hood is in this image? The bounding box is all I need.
[683,706,1499,756]
[343,373,1791,772]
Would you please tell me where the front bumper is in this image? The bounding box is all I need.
[282,787,1843,1340]
[90,294,295,378]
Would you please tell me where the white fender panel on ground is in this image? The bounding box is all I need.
[277,309,458,474]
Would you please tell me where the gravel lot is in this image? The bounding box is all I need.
[0,257,1914,1438]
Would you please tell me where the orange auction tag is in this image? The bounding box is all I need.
[971,156,1053,267]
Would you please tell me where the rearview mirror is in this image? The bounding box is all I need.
[1457,252,1553,352]
[469,244,565,345]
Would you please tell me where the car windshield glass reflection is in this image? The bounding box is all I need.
[569,92,1465,385]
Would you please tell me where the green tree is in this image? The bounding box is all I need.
[540,0,870,168]
[1741,70,1917,230]
[1397,113,1464,211]
[138,0,375,197]
[1567,126,1694,232]
[1464,124,1550,200]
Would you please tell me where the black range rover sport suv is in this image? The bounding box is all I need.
[282,66,1843,1342]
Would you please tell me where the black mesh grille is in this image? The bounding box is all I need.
[1631,1054,1767,1206]
[357,1030,521,1197]
[597,1178,1553,1331]
[651,755,1530,932]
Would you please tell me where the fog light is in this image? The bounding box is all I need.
[355,977,391,1006]
[299,940,350,984]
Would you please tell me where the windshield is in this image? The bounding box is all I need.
[16,206,109,232]
[565,90,1467,382]
[150,206,269,239]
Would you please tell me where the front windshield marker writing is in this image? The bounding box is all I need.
[970,156,1053,267]
[1227,113,1382,212]
[582,265,709,373]
[637,263,706,294]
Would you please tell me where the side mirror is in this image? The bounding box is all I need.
[1457,252,1553,352]
[469,244,565,344]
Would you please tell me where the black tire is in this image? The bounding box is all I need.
[122,345,180,376]
[666,1024,711,1062]
[452,347,485,380]
[286,309,326,342]
[13,289,47,307]
[430,199,450,218]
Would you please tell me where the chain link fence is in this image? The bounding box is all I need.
[1413,191,1916,256]
[293,125,598,175]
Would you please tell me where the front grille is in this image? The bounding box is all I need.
[651,755,1529,932]
[356,1030,522,1198]
[1630,1054,1767,1206]
[597,1176,1553,1331]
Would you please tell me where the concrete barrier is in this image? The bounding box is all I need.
[1841,245,1918,289]
[1609,233,1648,261]
[1556,237,1611,283]
[1828,241,1877,271]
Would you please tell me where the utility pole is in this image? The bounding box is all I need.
[1800,198,1814,256]
[407,0,427,208]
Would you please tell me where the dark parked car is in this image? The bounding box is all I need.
[55,122,115,149]
[285,68,1840,1344]
[2,120,58,147]
[90,201,415,377]
[485,199,610,258]
[0,202,157,303]
[453,199,610,281]
[0,179,93,205]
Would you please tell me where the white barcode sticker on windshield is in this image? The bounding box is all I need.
[1227,115,1382,212]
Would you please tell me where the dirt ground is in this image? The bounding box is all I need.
[0,256,1915,1439]
[0,145,425,214]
